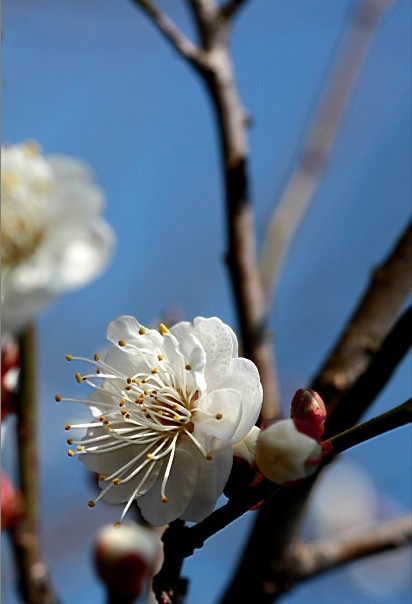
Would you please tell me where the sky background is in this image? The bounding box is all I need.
[2,1,411,603]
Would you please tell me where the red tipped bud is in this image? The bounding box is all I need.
[290,388,327,437]
[255,418,323,486]
[1,472,24,531]
[94,522,161,601]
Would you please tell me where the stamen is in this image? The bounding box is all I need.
[118,340,126,347]
[159,323,168,335]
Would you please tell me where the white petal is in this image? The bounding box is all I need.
[180,443,233,522]
[192,317,234,389]
[137,446,198,526]
[193,389,243,451]
[232,426,260,466]
[216,358,262,444]
[106,316,163,352]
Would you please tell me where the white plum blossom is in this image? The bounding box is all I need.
[255,418,322,485]
[1,141,115,335]
[61,316,263,526]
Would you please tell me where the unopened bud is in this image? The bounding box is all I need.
[290,388,327,437]
[94,522,160,601]
[255,418,322,486]
[1,472,24,531]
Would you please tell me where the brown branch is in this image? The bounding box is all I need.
[259,0,397,299]
[130,0,201,62]
[220,223,412,603]
[295,515,412,580]
[220,0,250,20]
[312,222,412,432]
[10,325,58,604]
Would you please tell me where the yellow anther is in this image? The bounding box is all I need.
[113,522,122,528]
[76,445,83,451]
[98,474,106,481]
[119,400,125,407]
[147,453,153,460]
[121,409,127,415]
[118,340,126,347]
[67,438,73,445]
[105,424,111,431]
[206,453,213,461]
[93,353,100,361]
[173,415,180,421]
[144,389,149,396]
[113,478,122,485]
[138,327,146,335]
[215,413,223,420]
[65,354,73,361]
[125,413,131,419]
[126,377,132,384]
[159,323,169,335]
[185,364,192,371]
[75,372,82,384]
[96,368,101,374]
[64,424,71,431]
[88,500,96,508]
[132,379,140,385]
[102,418,109,424]
[173,404,179,410]
[55,394,62,402]
[161,496,168,503]
[157,354,164,361]
[151,368,158,374]
[125,386,132,391]
[67,449,75,457]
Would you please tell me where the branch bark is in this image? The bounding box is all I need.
[10,326,58,604]
[295,514,412,580]
[259,0,397,299]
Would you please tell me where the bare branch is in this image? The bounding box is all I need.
[295,515,412,580]
[259,0,397,300]
[220,0,250,20]
[312,222,412,433]
[9,326,58,604]
[131,0,201,62]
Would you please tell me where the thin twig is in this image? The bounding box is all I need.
[130,0,201,62]
[220,0,250,20]
[295,514,412,580]
[10,325,58,604]
[259,0,397,300]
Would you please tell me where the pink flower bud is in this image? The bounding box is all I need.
[94,522,161,602]
[290,388,327,437]
[255,418,323,486]
[1,472,24,531]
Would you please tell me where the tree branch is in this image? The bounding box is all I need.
[295,514,412,580]
[9,325,58,604]
[220,0,250,20]
[131,0,201,62]
[259,0,397,300]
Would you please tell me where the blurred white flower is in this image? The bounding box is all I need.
[94,522,161,601]
[62,316,262,526]
[255,418,322,485]
[1,141,115,334]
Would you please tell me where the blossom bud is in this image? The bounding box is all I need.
[94,522,161,601]
[290,388,327,437]
[255,418,322,486]
[1,472,24,531]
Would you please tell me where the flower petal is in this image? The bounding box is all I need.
[192,317,234,389]
[194,388,243,451]
[137,446,198,526]
[216,357,262,444]
[106,316,163,353]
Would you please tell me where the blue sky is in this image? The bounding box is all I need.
[2,1,411,603]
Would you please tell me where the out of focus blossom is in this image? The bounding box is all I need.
[94,522,160,602]
[255,418,322,485]
[1,472,24,531]
[1,141,115,335]
[60,315,262,526]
